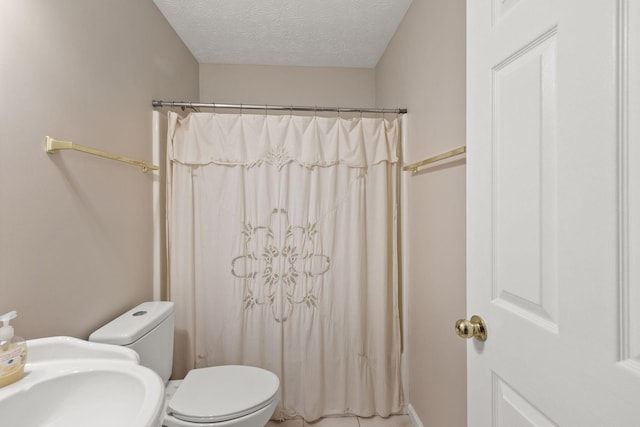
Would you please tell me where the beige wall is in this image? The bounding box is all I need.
[376,1,467,426]
[0,1,198,339]
[200,64,376,107]
[1,1,466,422]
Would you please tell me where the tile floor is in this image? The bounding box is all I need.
[266,414,412,427]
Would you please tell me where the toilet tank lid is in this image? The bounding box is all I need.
[89,301,174,346]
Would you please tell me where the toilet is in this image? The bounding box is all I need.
[89,301,280,427]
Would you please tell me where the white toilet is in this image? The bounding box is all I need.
[89,301,280,427]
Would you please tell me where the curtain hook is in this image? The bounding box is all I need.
[265,104,268,116]
[290,105,293,117]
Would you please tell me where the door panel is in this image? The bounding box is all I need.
[493,374,558,427]
[467,0,640,425]
[492,27,558,331]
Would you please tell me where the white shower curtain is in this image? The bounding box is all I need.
[166,111,403,421]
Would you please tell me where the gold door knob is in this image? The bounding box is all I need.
[455,315,487,342]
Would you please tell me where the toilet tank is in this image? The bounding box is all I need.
[89,301,174,383]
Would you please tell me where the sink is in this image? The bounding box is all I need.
[0,337,164,427]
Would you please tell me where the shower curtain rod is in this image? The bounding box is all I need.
[152,100,407,115]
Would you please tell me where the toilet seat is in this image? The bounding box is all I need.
[168,365,280,424]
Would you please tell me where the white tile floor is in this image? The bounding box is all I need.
[266,414,412,427]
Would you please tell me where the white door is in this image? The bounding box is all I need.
[466,0,640,425]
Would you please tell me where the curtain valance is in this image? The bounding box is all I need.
[167,112,399,168]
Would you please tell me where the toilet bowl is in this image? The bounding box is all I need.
[89,302,280,427]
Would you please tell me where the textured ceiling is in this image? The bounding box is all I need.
[153,0,413,68]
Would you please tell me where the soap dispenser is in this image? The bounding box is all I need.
[0,311,27,387]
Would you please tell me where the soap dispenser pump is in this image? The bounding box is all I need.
[0,311,27,387]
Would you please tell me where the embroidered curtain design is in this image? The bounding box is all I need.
[167,111,403,421]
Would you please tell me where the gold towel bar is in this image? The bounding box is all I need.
[45,136,158,172]
[402,146,466,174]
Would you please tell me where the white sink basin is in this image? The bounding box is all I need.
[0,337,165,427]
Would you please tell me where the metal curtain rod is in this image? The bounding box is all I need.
[403,146,466,174]
[152,100,407,115]
[45,136,158,172]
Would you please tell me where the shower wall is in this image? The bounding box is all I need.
[376,1,467,426]
[199,64,376,107]
[0,0,198,339]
